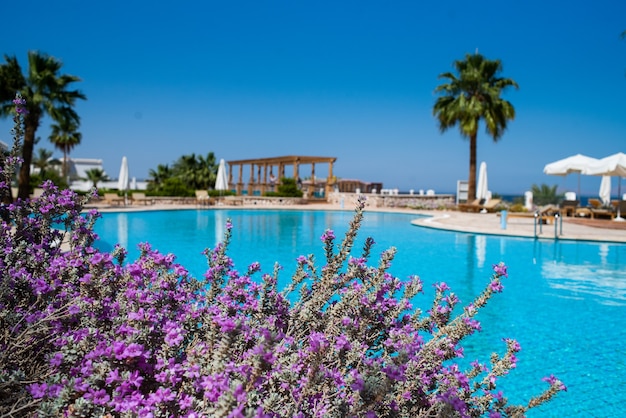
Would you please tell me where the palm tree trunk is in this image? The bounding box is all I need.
[17,119,36,199]
[63,149,68,183]
[468,131,477,201]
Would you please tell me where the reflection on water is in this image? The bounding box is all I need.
[542,261,626,305]
[214,210,224,247]
[117,213,128,250]
[475,235,486,268]
[539,240,626,306]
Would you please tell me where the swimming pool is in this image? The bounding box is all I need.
[93,209,626,417]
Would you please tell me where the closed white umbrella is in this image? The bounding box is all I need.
[118,156,129,205]
[215,159,229,194]
[476,161,488,201]
[599,176,611,207]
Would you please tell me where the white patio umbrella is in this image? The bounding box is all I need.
[476,161,489,201]
[599,176,611,207]
[215,158,229,195]
[118,156,129,205]
[543,153,600,198]
[584,152,626,221]
[584,152,626,177]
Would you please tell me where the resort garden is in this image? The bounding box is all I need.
[0,96,566,416]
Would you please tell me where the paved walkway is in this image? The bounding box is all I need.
[410,210,626,243]
[87,199,626,244]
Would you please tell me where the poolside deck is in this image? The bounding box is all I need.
[409,210,626,243]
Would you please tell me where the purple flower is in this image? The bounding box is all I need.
[493,262,508,278]
[179,394,193,409]
[435,282,450,292]
[13,95,28,114]
[128,370,144,388]
[320,229,335,242]
[335,334,351,351]
[90,389,111,405]
[164,320,185,346]
[350,370,364,391]
[28,382,47,399]
[309,332,329,352]
[489,280,503,293]
[149,386,176,403]
[106,368,120,385]
[542,374,567,391]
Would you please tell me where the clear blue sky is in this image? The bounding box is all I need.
[2,0,626,195]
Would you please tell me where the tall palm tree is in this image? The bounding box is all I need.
[433,53,518,200]
[49,115,82,182]
[0,51,86,199]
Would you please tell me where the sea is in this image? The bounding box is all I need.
[406,192,597,208]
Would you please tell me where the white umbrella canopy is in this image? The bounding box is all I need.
[584,152,626,177]
[476,161,488,201]
[118,156,129,205]
[215,159,229,192]
[599,176,611,206]
[543,153,600,175]
[543,153,600,197]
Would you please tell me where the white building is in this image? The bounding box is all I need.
[64,157,147,192]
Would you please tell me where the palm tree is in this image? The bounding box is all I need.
[0,51,86,199]
[433,53,518,200]
[531,183,564,206]
[147,164,172,191]
[196,152,218,189]
[172,153,218,190]
[32,148,54,178]
[49,115,82,182]
[84,168,109,189]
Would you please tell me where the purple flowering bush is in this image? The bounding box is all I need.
[1,96,565,417]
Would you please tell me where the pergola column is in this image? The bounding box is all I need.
[237,164,244,195]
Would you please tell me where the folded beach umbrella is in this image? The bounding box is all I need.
[476,161,489,201]
[215,158,229,193]
[599,176,611,207]
[118,156,129,205]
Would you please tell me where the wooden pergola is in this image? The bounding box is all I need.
[226,155,337,198]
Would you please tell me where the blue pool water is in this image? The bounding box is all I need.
[93,209,626,417]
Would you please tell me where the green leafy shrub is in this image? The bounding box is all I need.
[265,177,303,197]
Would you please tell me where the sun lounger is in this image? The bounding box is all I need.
[458,198,502,213]
[560,199,579,217]
[588,198,602,209]
[584,199,626,220]
[103,193,124,205]
[500,205,558,224]
[131,193,153,205]
[195,190,213,207]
